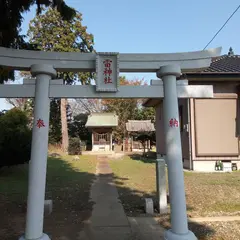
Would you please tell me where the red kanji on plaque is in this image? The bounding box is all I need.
[104,76,112,84]
[169,118,179,128]
[103,59,112,68]
[104,68,112,75]
[36,118,45,128]
[103,59,113,84]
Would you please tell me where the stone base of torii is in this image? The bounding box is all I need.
[0,46,221,240]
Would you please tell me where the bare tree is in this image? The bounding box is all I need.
[6,98,28,111]
[69,99,104,116]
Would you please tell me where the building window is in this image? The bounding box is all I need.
[93,133,110,144]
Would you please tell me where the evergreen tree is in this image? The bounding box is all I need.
[0,0,75,83]
[0,0,75,48]
[27,7,94,151]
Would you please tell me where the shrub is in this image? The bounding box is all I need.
[80,141,87,151]
[0,108,32,167]
[68,137,81,155]
[68,113,91,142]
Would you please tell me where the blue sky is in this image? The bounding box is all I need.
[1,0,240,110]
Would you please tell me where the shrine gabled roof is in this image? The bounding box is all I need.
[85,112,118,128]
[126,120,155,132]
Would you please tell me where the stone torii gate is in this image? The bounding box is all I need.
[0,47,221,240]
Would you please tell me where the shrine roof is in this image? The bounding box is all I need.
[126,120,155,132]
[85,112,118,128]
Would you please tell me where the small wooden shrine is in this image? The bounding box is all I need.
[85,112,118,151]
[125,120,155,152]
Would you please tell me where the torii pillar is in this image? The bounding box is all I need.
[157,65,197,240]
[19,64,56,240]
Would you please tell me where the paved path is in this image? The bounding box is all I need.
[79,156,164,240]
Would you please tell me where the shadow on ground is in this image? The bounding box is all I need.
[0,157,96,240]
[129,153,157,164]
[111,173,216,240]
[1,156,216,240]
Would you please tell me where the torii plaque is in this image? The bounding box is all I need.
[96,52,119,92]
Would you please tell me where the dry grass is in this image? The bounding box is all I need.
[48,143,64,154]
[110,156,240,240]
[111,156,240,217]
[0,155,97,240]
[159,215,240,240]
[184,171,240,217]
[111,156,156,216]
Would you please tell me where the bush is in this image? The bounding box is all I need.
[0,108,32,167]
[80,141,87,151]
[68,137,81,155]
[68,113,91,142]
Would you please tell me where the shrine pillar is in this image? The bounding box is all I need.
[131,136,133,152]
[157,65,197,240]
[92,131,94,150]
[19,64,56,240]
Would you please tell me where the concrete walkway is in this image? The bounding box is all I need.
[79,156,164,240]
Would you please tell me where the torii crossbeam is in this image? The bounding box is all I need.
[0,46,221,240]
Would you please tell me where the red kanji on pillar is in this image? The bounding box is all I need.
[169,118,179,127]
[36,118,45,128]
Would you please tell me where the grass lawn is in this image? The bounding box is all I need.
[0,155,96,240]
[110,156,240,240]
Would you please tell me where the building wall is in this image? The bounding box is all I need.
[153,81,240,171]
[193,161,240,172]
[189,81,240,171]
[92,144,111,151]
[193,97,238,156]
[155,99,190,168]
